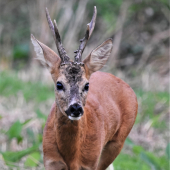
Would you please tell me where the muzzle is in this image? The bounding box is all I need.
[65,103,84,120]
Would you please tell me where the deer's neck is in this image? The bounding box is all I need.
[54,109,86,164]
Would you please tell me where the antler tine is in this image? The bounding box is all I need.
[74,6,97,63]
[45,8,70,64]
[53,20,70,63]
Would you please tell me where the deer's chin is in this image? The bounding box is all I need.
[68,116,82,121]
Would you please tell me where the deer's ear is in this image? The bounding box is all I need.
[31,34,61,72]
[83,38,113,77]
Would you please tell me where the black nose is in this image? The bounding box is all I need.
[66,103,83,117]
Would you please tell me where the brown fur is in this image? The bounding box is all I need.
[43,71,138,170]
[31,35,138,170]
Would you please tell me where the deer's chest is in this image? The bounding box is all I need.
[56,127,101,170]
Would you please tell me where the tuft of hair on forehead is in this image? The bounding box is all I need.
[66,65,81,75]
[64,64,83,83]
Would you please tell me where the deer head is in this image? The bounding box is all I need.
[31,7,113,120]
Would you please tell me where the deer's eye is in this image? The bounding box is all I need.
[84,83,89,91]
[57,82,64,91]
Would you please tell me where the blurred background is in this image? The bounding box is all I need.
[0,0,169,169]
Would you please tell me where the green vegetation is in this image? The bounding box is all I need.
[0,71,169,169]
[135,89,169,129]
[114,139,169,170]
[0,71,54,103]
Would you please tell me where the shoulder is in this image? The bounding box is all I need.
[89,71,132,91]
[88,71,137,104]
[89,71,124,84]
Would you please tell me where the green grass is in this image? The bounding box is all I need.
[135,89,169,129]
[0,71,54,103]
[114,151,169,170]
[114,153,150,170]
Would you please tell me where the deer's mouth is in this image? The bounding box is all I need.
[68,115,82,121]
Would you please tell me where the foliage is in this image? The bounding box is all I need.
[0,71,54,103]
[114,138,169,170]
[1,144,39,164]
[24,152,41,167]
[13,43,30,69]
[89,0,123,24]
[6,120,23,143]
[166,143,170,160]
[135,89,169,129]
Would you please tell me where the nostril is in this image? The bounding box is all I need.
[78,107,83,113]
[70,107,75,113]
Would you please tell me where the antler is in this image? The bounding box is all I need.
[45,8,70,65]
[74,6,97,64]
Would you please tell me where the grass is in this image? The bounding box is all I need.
[0,70,169,169]
[135,89,169,129]
[0,71,54,103]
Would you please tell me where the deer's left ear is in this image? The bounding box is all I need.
[83,38,113,77]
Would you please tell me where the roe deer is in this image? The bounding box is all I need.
[31,6,138,170]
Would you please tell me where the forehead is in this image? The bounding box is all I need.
[59,63,86,84]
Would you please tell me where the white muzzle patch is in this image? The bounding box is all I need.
[68,116,81,121]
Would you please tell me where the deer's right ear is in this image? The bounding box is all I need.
[83,38,113,78]
[31,34,61,72]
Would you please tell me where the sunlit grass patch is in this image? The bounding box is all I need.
[114,153,150,170]
[0,71,54,103]
[114,151,169,170]
[135,89,169,129]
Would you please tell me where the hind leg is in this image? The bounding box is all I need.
[97,140,124,170]
[97,114,137,170]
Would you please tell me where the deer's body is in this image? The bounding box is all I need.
[31,6,138,170]
[43,71,138,170]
